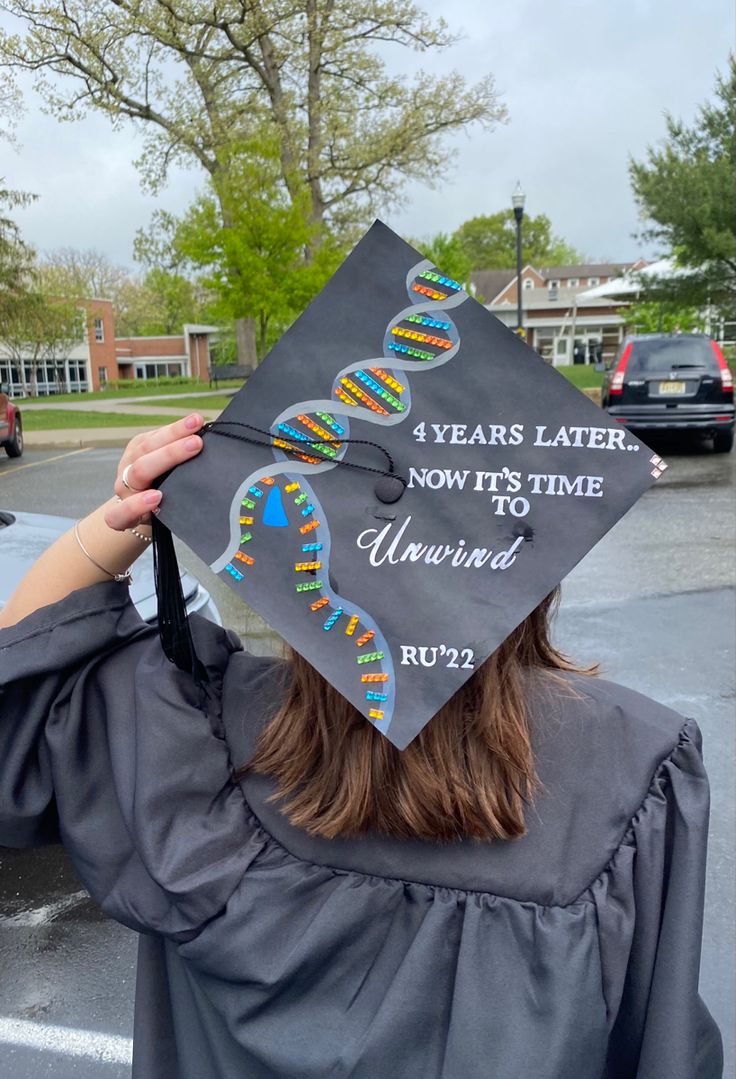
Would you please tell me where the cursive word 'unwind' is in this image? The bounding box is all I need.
[357,516,524,570]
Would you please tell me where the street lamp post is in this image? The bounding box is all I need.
[511,182,526,335]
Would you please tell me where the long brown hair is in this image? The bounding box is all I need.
[245,589,595,842]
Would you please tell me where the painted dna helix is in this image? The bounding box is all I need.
[211,259,468,734]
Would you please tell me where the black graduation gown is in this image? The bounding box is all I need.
[0,582,723,1079]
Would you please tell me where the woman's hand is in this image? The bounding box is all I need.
[104,413,205,533]
[0,413,208,628]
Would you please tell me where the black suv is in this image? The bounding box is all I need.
[601,333,734,452]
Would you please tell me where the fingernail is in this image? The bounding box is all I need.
[185,414,202,429]
[144,491,162,506]
[185,435,202,451]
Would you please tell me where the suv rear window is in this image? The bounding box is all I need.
[627,337,717,373]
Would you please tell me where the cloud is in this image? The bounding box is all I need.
[2,0,733,266]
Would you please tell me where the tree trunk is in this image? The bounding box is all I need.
[13,360,29,398]
[236,317,258,370]
[304,0,329,265]
[214,180,259,370]
[258,313,270,358]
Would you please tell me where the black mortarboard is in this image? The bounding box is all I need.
[155,221,665,749]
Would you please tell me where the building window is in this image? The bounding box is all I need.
[99,366,108,386]
[548,279,560,290]
[523,278,533,290]
[94,318,104,343]
[134,359,187,380]
[568,278,579,287]
[588,277,600,287]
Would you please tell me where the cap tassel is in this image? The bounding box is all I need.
[150,513,209,690]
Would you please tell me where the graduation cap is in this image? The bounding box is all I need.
[154,220,665,750]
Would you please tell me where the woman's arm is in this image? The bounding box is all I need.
[0,411,257,919]
[0,413,204,628]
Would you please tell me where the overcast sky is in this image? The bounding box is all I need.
[2,0,734,271]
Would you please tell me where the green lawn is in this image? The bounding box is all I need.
[22,380,243,405]
[555,365,605,389]
[24,410,183,431]
[163,394,235,412]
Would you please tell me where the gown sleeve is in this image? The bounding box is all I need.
[593,718,723,1078]
[0,582,268,940]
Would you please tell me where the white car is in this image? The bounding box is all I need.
[0,509,221,624]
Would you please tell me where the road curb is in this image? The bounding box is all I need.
[24,430,151,450]
[27,439,133,450]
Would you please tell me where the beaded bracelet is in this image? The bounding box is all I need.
[127,526,152,545]
[112,495,152,544]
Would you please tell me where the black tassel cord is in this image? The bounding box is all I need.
[150,420,406,689]
[151,513,210,692]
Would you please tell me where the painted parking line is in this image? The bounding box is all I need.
[0,1017,132,1064]
[0,447,92,478]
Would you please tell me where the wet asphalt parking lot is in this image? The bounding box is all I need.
[0,434,734,1077]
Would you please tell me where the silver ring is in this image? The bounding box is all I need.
[121,463,143,492]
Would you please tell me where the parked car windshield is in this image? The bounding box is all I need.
[628,336,717,373]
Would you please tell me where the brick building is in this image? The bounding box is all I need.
[0,297,217,396]
[113,323,215,390]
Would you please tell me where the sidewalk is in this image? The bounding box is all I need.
[23,387,602,449]
[24,425,196,450]
[25,408,222,450]
[19,388,236,412]
[23,389,229,449]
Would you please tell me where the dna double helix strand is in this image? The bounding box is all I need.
[211,258,469,736]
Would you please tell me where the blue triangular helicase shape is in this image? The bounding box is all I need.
[263,485,289,527]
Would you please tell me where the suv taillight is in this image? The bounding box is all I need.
[609,343,632,395]
[711,341,734,392]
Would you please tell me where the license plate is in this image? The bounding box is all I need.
[659,381,686,394]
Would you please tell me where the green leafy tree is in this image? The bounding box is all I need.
[115,270,207,337]
[135,136,345,358]
[453,210,582,271]
[405,233,472,288]
[38,248,130,305]
[0,182,35,321]
[1,292,83,395]
[625,300,703,334]
[629,56,736,310]
[38,248,206,336]
[0,1,506,362]
[0,70,22,147]
[0,68,35,324]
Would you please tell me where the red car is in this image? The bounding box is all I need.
[0,389,23,458]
